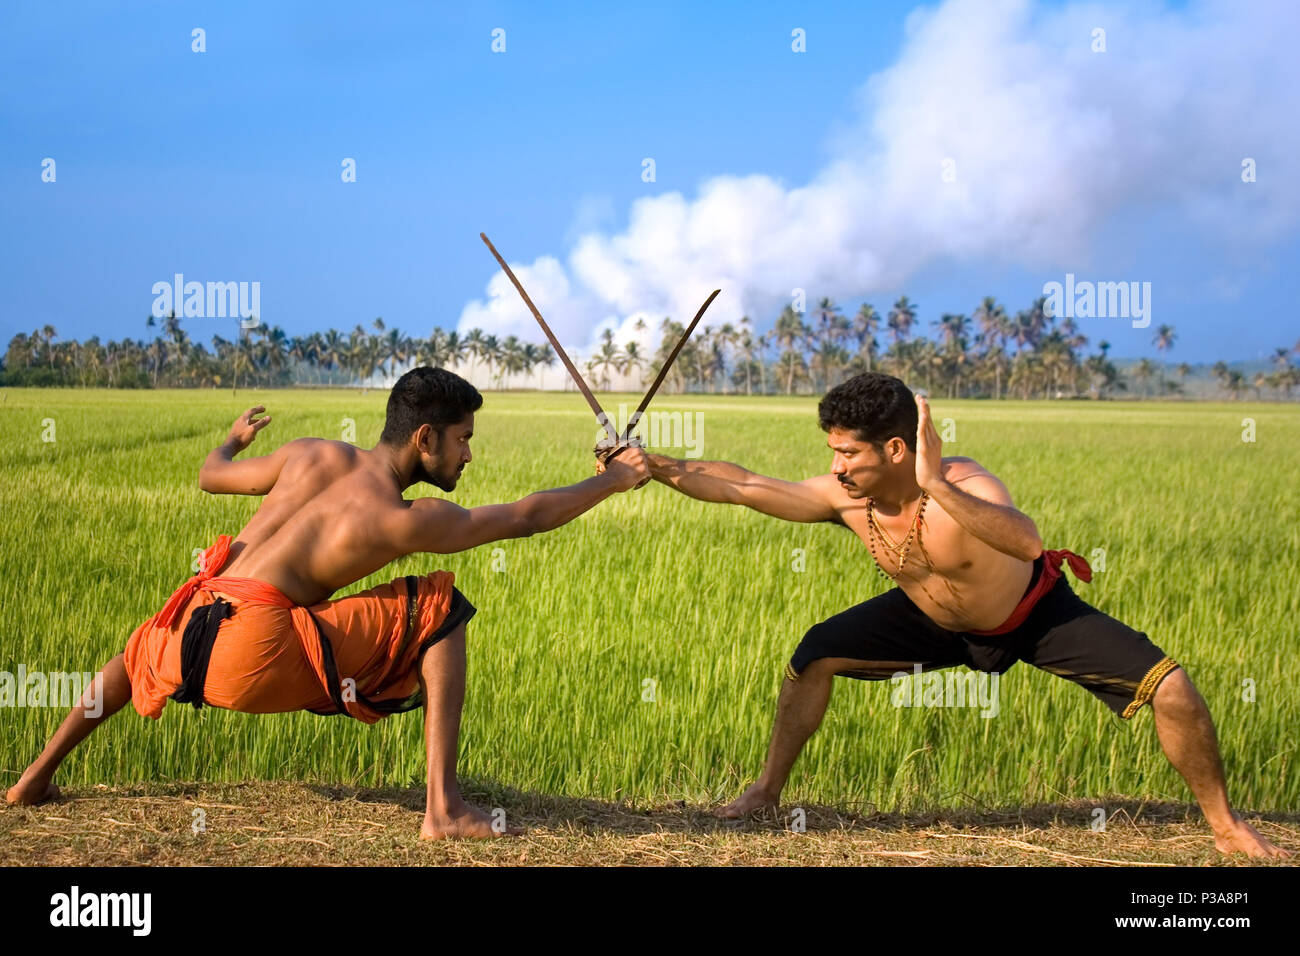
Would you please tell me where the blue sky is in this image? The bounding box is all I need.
[1,0,1296,364]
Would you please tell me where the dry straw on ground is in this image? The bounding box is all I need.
[2,781,1295,867]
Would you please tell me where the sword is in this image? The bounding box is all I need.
[479,232,620,446]
[479,232,720,462]
[619,288,720,442]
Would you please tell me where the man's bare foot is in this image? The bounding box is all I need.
[5,776,60,806]
[420,801,520,839]
[1214,813,1292,859]
[714,782,779,819]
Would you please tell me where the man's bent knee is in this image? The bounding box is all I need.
[1151,666,1198,713]
[787,656,898,683]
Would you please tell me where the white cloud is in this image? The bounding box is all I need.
[459,0,1300,350]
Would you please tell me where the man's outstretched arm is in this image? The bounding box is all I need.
[645,453,840,523]
[198,405,292,496]
[404,448,652,554]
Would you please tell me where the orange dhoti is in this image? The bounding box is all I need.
[123,535,474,724]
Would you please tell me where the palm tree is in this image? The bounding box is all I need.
[887,297,916,344]
[534,342,555,389]
[382,328,407,381]
[713,322,740,393]
[932,313,971,397]
[1152,324,1177,354]
[773,305,811,394]
[147,337,165,388]
[288,335,307,384]
[232,333,254,392]
[415,330,442,370]
[1039,336,1076,398]
[463,329,486,384]
[972,297,1009,398]
[852,303,880,372]
[934,313,970,353]
[1011,307,1044,354]
[736,321,756,395]
[1271,348,1296,400]
[442,330,463,371]
[1132,358,1158,398]
[41,325,58,370]
[321,329,344,384]
[1211,361,1231,396]
[811,342,849,390]
[756,332,772,395]
[480,334,501,387]
[1084,348,1121,399]
[498,335,526,388]
[620,340,644,387]
[1251,371,1269,400]
[593,328,620,390]
[264,326,290,384]
[774,349,809,395]
[1008,350,1043,400]
[813,297,842,346]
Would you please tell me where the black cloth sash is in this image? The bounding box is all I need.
[170,597,234,709]
[165,578,476,719]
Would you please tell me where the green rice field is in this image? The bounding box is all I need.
[2,387,1297,813]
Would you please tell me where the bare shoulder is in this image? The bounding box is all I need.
[283,437,359,465]
[407,495,462,518]
[941,456,991,483]
[805,472,857,525]
[940,457,1015,505]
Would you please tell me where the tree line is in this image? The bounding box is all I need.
[4,296,1298,400]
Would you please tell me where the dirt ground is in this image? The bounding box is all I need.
[2,780,1296,866]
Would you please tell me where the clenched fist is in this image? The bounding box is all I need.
[599,445,652,490]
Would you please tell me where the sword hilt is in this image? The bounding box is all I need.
[595,440,651,489]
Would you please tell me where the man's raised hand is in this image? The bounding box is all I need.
[915,394,945,493]
[226,405,272,453]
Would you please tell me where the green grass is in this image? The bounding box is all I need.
[2,387,1297,813]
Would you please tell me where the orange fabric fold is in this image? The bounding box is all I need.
[124,536,456,724]
[966,548,1092,637]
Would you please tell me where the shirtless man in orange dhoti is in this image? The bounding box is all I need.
[6,367,650,839]
[638,371,1288,859]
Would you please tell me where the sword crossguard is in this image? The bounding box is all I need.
[594,435,644,462]
[480,235,715,497]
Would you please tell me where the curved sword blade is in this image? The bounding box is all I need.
[480,232,617,442]
[622,288,721,441]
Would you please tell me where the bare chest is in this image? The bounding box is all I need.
[841,500,973,579]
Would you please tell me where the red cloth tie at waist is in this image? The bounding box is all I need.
[154,534,295,629]
[967,548,1092,637]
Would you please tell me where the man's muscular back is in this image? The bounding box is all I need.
[216,439,406,606]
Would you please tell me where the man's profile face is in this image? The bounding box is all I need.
[827,427,896,498]
[416,414,474,492]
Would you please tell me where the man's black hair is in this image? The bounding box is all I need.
[818,372,917,453]
[380,367,483,446]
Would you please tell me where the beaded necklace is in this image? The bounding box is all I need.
[865,491,929,579]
